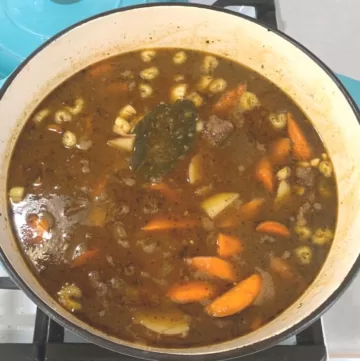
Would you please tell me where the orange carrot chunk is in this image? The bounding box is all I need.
[87,63,113,77]
[147,183,179,202]
[269,137,291,165]
[270,256,295,281]
[167,281,217,304]
[216,198,265,228]
[256,221,290,237]
[106,82,128,94]
[142,218,198,231]
[217,233,243,258]
[215,207,239,228]
[239,198,265,220]
[36,218,50,236]
[71,249,100,269]
[254,156,274,193]
[186,257,237,282]
[212,83,247,116]
[287,112,312,161]
[26,214,50,238]
[205,274,262,317]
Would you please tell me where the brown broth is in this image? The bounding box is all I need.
[7,49,337,347]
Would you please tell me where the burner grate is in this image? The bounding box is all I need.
[212,0,277,28]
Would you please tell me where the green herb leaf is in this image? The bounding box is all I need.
[131,100,198,180]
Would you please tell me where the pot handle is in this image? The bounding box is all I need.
[212,0,278,29]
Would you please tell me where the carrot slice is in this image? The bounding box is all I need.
[215,207,239,228]
[254,156,274,192]
[217,233,243,258]
[167,281,217,304]
[212,83,247,116]
[142,218,198,231]
[26,214,39,228]
[147,183,179,202]
[270,257,294,281]
[287,112,312,161]
[71,249,100,269]
[186,257,237,282]
[106,82,128,94]
[236,198,265,224]
[216,198,265,228]
[36,218,50,236]
[269,137,291,165]
[256,221,290,237]
[205,274,262,317]
[239,198,266,221]
[88,63,113,77]
[26,214,50,237]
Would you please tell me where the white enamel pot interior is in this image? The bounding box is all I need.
[0,4,359,361]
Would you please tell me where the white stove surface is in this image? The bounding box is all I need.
[0,266,35,344]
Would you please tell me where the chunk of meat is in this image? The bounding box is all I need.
[296,201,312,224]
[296,167,314,187]
[203,115,234,146]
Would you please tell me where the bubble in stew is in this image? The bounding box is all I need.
[7,49,337,347]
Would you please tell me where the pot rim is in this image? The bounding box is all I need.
[0,3,359,360]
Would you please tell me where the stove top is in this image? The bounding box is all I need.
[0,0,329,360]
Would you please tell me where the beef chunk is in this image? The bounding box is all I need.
[203,115,234,146]
[296,201,312,224]
[296,167,315,187]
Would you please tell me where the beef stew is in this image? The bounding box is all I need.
[7,49,337,347]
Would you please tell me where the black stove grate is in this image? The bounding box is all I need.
[212,0,277,28]
[0,277,327,361]
[0,1,327,360]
